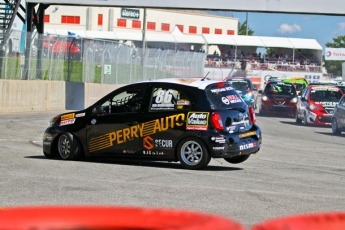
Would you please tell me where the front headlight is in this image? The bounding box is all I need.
[49,115,60,127]
[309,104,319,111]
[290,97,298,103]
[262,95,268,101]
[245,92,253,97]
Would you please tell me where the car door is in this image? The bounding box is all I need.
[138,84,191,158]
[86,85,148,156]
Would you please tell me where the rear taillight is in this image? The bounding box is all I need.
[211,112,224,131]
[249,106,256,124]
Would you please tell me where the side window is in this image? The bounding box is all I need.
[150,87,191,111]
[101,87,146,113]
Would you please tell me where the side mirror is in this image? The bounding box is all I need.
[258,89,263,94]
[92,105,104,115]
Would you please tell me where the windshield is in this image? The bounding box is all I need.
[227,80,250,91]
[310,87,342,103]
[264,82,297,96]
[206,83,247,109]
[294,83,305,92]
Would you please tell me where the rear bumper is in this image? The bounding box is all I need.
[207,125,262,158]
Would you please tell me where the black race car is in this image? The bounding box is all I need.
[43,78,262,170]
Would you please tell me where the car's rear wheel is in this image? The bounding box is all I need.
[224,155,250,164]
[177,137,211,170]
[332,118,341,135]
[58,133,83,160]
[295,110,302,124]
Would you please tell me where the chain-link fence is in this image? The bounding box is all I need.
[0,30,206,83]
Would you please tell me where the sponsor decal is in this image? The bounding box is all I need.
[239,142,257,150]
[89,114,185,152]
[59,118,76,126]
[75,113,85,118]
[122,150,136,154]
[143,150,165,156]
[155,139,173,148]
[222,95,242,104]
[211,136,226,143]
[213,146,225,151]
[143,136,154,150]
[43,141,51,145]
[61,113,75,120]
[143,136,173,150]
[239,131,256,138]
[176,100,190,106]
[226,125,236,133]
[210,87,233,93]
[315,101,337,107]
[186,112,209,130]
[91,119,97,125]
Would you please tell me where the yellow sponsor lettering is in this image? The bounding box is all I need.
[131,125,139,138]
[153,119,161,133]
[123,128,131,142]
[95,113,187,148]
[116,129,123,144]
[175,113,185,126]
[160,117,169,131]
[109,132,116,144]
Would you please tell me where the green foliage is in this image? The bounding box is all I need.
[324,35,345,77]
[238,20,254,36]
[265,48,275,56]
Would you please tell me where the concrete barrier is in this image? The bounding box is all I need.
[0,79,125,114]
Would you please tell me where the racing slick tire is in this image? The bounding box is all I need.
[57,133,83,160]
[177,137,211,170]
[295,110,302,124]
[224,155,250,164]
[303,112,308,126]
[332,118,341,135]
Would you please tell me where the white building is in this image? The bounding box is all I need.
[42,6,238,52]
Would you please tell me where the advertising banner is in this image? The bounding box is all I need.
[325,48,345,60]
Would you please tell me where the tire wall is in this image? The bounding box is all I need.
[0,80,125,113]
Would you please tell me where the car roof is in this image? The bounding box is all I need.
[140,78,221,90]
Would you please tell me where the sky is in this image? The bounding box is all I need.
[210,11,345,54]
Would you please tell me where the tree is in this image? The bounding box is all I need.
[324,35,345,77]
[238,20,254,36]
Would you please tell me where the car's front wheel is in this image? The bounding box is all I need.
[177,137,211,170]
[58,133,83,160]
[332,118,341,135]
[224,155,250,164]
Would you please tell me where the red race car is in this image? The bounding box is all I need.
[295,85,344,126]
[259,81,298,116]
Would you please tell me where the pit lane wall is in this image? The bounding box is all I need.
[0,80,123,113]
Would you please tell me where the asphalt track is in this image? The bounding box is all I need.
[0,110,344,228]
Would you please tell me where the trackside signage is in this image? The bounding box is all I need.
[325,48,345,60]
[121,8,140,19]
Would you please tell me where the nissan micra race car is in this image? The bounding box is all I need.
[295,85,343,126]
[43,78,262,170]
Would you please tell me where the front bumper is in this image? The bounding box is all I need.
[261,102,296,116]
[306,111,332,126]
[43,127,59,155]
